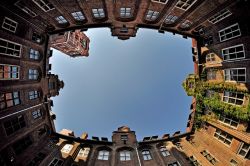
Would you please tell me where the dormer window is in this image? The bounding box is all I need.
[120,8,131,18]
[61,144,73,154]
[120,151,131,161]
[92,8,105,19]
[146,10,159,21]
[71,11,85,21]
[55,16,68,24]
[77,147,90,158]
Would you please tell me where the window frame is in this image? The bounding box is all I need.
[15,1,37,17]
[32,0,55,12]
[4,115,26,136]
[0,91,21,110]
[28,69,39,80]
[55,16,68,24]
[0,64,20,80]
[28,90,39,100]
[120,150,131,161]
[222,44,245,61]
[120,7,132,18]
[48,158,64,166]
[92,8,105,19]
[223,91,244,106]
[224,68,246,83]
[151,0,168,4]
[208,9,232,24]
[61,144,73,154]
[77,147,90,158]
[219,23,241,42]
[98,150,109,160]
[160,146,170,157]
[29,48,40,60]
[206,53,216,63]
[142,150,152,160]
[218,114,239,129]
[71,11,85,21]
[214,129,233,146]
[0,38,22,57]
[201,150,217,165]
[238,142,250,158]
[180,20,192,29]
[32,109,42,119]
[2,17,18,33]
[175,0,197,11]
[145,10,159,21]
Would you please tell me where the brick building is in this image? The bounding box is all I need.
[50,30,90,57]
[0,0,250,166]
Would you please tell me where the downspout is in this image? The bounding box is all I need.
[135,144,142,166]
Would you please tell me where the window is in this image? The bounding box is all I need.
[180,20,192,29]
[175,0,197,10]
[32,33,42,43]
[206,90,215,98]
[49,158,64,166]
[189,156,202,166]
[0,64,19,80]
[12,136,32,155]
[152,0,168,4]
[208,9,232,24]
[49,82,55,89]
[219,23,241,42]
[0,38,21,57]
[207,69,216,80]
[121,135,128,141]
[142,150,152,160]
[120,8,131,18]
[164,15,178,24]
[206,53,216,63]
[32,0,55,12]
[201,150,217,165]
[28,69,39,80]
[32,109,42,119]
[160,147,170,157]
[98,150,109,160]
[238,142,250,158]
[4,115,26,136]
[224,68,246,83]
[29,90,39,100]
[77,147,90,158]
[223,91,244,105]
[92,8,105,18]
[146,10,159,21]
[222,44,245,61]
[168,161,180,166]
[120,150,131,161]
[29,49,40,60]
[15,1,37,17]
[230,159,238,166]
[55,16,68,24]
[71,11,85,21]
[61,144,73,154]
[219,114,239,128]
[214,129,233,146]
[0,91,20,110]
[2,17,18,33]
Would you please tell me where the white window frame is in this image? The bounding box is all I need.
[0,38,22,57]
[223,91,244,106]
[164,15,178,24]
[238,142,250,158]
[146,10,159,21]
[206,53,216,63]
[222,44,245,61]
[219,23,241,42]
[98,150,109,160]
[71,11,85,21]
[208,9,232,24]
[32,0,55,12]
[175,0,197,11]
[15,1,37,17]
[61,144,73,154]
[55,16,68,24]
[48,158,64,166]
[2,17,18,33]
[218,114,239,129]
[77,147,90,158]
[151,0,168,4]
[142,150,152,160]
[92,8,105,19]
[214,129,233,146]
[120,8,131,18]
[224,68,246,83]
[120,150,131,161]
[0,64,20,80]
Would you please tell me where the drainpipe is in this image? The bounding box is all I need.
[135,144,142,166]
[0,102,49,120]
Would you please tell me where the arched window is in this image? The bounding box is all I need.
[142,150,152,160]
[120,150,131,161]
[160,147,170,157]
[28,69,39,80]
[98,150,109,160]
[61,144,73,154]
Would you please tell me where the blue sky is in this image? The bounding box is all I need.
[50,28,193,141]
